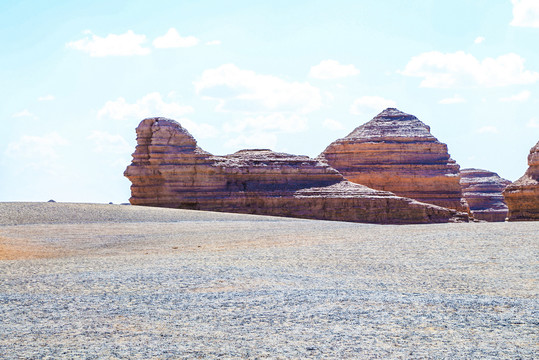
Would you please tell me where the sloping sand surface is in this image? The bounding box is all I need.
[0,202,537,358]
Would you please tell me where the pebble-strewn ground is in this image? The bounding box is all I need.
[0,202,537,359]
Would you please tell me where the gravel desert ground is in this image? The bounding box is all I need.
[1,202,538,358]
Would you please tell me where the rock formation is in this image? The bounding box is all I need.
[320,108,469,212]
[503,141,539,221]
[125,117,467,224]
[460,168,511,222]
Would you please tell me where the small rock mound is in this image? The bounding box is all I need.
[460,168,511,222]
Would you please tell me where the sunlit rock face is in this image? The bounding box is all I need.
[124,117,467,224]
[503,141,539,221]
[460,168,511,222]
[320,108,469,212]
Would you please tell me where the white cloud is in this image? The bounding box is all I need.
[194,64,322,114]
[324,91,335,102]
[527,118,539,128]
[499,90,531,102]
[223,114,307,134]
[4,133,69,174]
[224,133,278,150]
[153,28,199,48]
[178,118,219,139]
[350,96,396,115]
[87,131,131,154]
[12,109,37,119]
[222,114,307,151]
[400,51,539,88]
[322,118,345,131]
[38,94,55,101]
[510,0,539,27]
[66,30,150,57]
[206,40,221,46]
[97,92,217,139]
[474,36,485,44]
[309,60,360,79]
[98,92,194,120]
[477,126,499,134]
[438,94,466,104]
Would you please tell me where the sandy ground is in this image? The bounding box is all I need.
[0,202,538,358]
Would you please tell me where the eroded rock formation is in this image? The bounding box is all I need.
[320,108,469,212]
[503,141,539,221]
[460,168,511,222]
[124,117,467,224]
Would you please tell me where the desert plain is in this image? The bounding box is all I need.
[0,202,537,358]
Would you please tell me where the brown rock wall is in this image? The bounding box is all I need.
[503,141,539,221]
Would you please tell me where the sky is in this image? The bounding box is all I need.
[1,0,539,203]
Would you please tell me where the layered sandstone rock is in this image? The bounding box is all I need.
[320,108,468,212]
[125,117,467,224]
[460,168,511,222]
[503,141,539,221]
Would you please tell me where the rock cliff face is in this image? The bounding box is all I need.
[460,168,511,222]
[124,117,467,224]
[320,108,468,212]
[503,141,539,221]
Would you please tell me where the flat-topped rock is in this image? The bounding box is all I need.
[503,141,539,221]
[124,117,466,224]
[320,108,468,212]
[460,168,511,222]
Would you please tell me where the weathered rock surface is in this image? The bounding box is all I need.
[320,108,469,212]
[503,141,539,221]
[124,117,467,224]
[460,168,511,222]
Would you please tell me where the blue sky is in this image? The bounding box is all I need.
[1,0,538,203]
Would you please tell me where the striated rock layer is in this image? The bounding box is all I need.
[503,141,539,221]
[124,117,467,224]
[320,108,469,212]
[460,168,511,222]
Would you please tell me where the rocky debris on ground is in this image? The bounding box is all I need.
[0,203,537,358]
[503,140,539,221]
[320,108,469,212]
[460,168,511,222]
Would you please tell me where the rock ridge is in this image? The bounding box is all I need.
[124,117,466,224]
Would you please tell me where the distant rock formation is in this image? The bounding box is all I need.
[124,117,467,224]
[320,108,469,212]
[503,141,539,221]
[460,168,511,222]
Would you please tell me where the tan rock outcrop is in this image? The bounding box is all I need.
[124,117,467,224]
[503,141,539,221]
[460,168,511,222]
[320,108,469,212]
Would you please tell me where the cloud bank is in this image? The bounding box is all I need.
[401,51,539,88]
[67,30,150,57]
[511,0,539,27]
[309,60,360,79]
[153,28,199,48]
[195,64,322,113]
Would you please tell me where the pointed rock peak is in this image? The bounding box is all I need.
[343,108,434,141]
[374,108,418,121]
